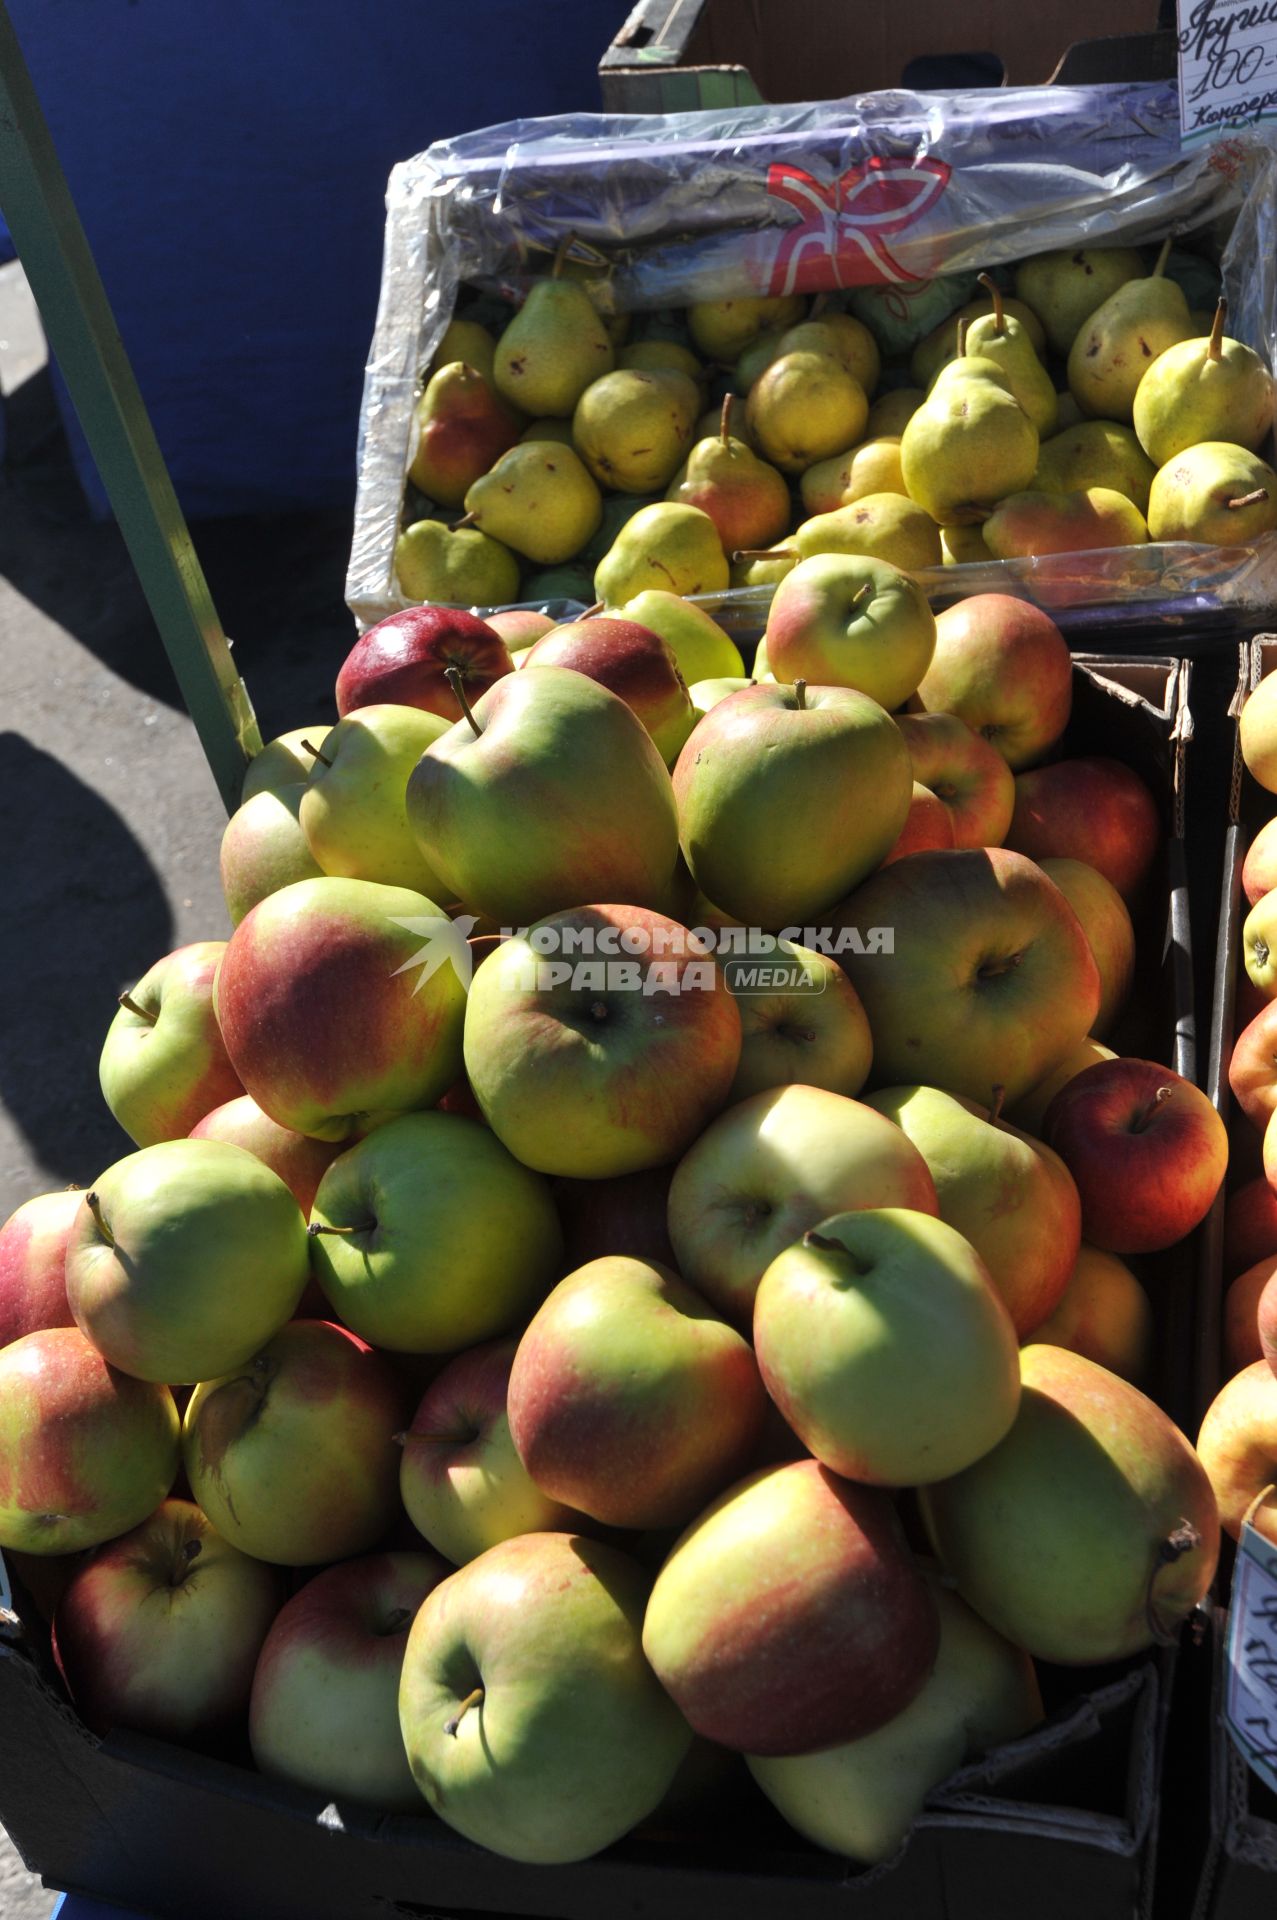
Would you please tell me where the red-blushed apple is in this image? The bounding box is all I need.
[214,876,467,1142]
[521,617,696,766]
[484,609,555,652]
[1009,1037,1117,1136]
[1244,815,1277,906]
[642,1459,939,1755]
[1226,1177,1277,1277]
[182,1320,409,1566]
[1027,1243,1153,1384]
[1231,998,1277,1131]
[1227,1258,1275,1372]
[335,605,513,723]
[882,783,955,863]
[1043,1058,1228,1254]
[1005,759,1162,906]
[65,1139,311,1385]
[99,942,243,1148]
[1197,1360,1277,1545]
[1039,857,1136,1038]
[0,1328,178,1555]
[914,595,1072,770]
[298,704,452,894]
[399,1532,691,1862]
[507,1257,766,1530]
[726,939,873,1103]
[762,553,936,711]
[400,1339,580,1564]
[220,788,324,926]
[553,1166,677,1272]
[921,1344,1220,1662]
[1264,1107,1277,1196]
[1261,1266,1277,1379]
[52,1498,282,1741]
[250,1551,449,1809]
[753,1210,1020,1484]
[463,905,741,1179]
[1238,969,1271,1031]
[667,1084,938,1325]
[836,848,1101,1108]
[0,1190,79,1347]
[241,727,332,802]
[1241,672,1277,794]
[895,712,1016,849]
[189,1095,344,1216]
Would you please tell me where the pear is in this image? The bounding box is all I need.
[776,314,880,395]
[429,317,496,383]
[594,503,728,603]
[1034,422,1157,512]
[395,519,520,606]
[982,487,1148,559]
[867,388,925,437]
[619,590,746,682]
[580,492,662,570]
[746,351,868,474]
[730,551,797,590]
[801,438,906,516]
[665,395,791,552]
[761,495,940,572]
[492,274,614,418]
[1133,297,1277,464]
[1146,442,1277,544]
[1067,240,1193,423]
[732,325,791,394]
[964,276,1058,438]
[1014,246,1146,357]
[574,369,700,494]
[1055,391,1084,431]
[408,362,521,507]
[940,524,991,565]
[910,294,1047,389]
[462,444,602,565]
[901,334,1039,526]
[619,340,706,386]
[519,418,577,446]
[697,394,758,449]
[688,294,804,361]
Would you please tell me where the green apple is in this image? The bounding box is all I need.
[619,590,746,683]
[299,703,451,892]
[220,788,324,926]
[241,726,331,801]
[689,676,752,712]
[727,939,873,1102]
[763,553,936,710]
[99,942,244,1147]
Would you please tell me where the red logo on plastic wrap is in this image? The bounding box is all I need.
[765,156,951,294]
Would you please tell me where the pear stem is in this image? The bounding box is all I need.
[1209,297,1227,362]
[956,316,969,359]
[451,511,478,532]
[552,233,574,279]
[445,1686,484,1737]
[581,601,604,618]
[794,679,808,711]
[1152,237,1172,280]
[988,1083,1006,1125]
[1229,489,1268,510]
[720,393,735,445]
[301,736,332,768]
[85,1191,114,1249]
[445,666,484,737]
[976,273,1005,335]
[118,992,154,1023]
[732,546,797,563]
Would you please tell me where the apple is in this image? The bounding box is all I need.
[250,1551,449,1809]
[0,1327,179,1554]
[763,553,936,710]
[400,1339,580,1564]
[746,1581,1042,1862]
[0,1190,80,1347]
[1261,1265,1277,1379]
[507,1256,766,1530]
[307,1111,563,1352]
[893,712,1016,849]
[405,666,680,928]
[1226,1257,1275,1373]
[1043,1058,1227,1254]
[241,726,332,801]
[183,1320,409,1566]
[619,590,746,684]
[335,605,513,723]
[1226,1177,1277,1277]
[1244,815,1277,906]
[553,1165,677,1271]
[642,1459,939,1755]
[220,788,324,926]
[667,1084,938,1325]
[914,595,1072,770]
[214,876,467,1142]
[1009,1036,1118,1136]
[99,942,243,1147]
[1028,1243,1153,1384]
[298,703,451,893]
[484,609,555,652]
[837,849,1101,1107]
[65,1139,310,1384]
[921,1344,1220,1662]
[1039,857,1136,1037]
[463,905,741,1179]
[521,617,696,766]
[753,1209,1020,1484]
[882,783,955,862]
[1241,671,1277,794]
[672,681,912,930]
[726,939,873,1103]
[1231,999,1277,1131]
[188,1095,344,1216]
[52,1498,282,1741]
[1197,1360,1277,1544]
[1005,759,1161,906]
[689,675,752,712]
[399,1532,691,1861]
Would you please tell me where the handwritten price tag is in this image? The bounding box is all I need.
[1178,2,1277,142]
[1225,1519,1277,1793]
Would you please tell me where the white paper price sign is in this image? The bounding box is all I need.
[1178,2,1277,143]
[1225,1519,1277,1793]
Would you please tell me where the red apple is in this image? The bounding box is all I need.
[1043,1058,1228,1253]
[1243,815,1277,907]
[1226,1177,1277,1277]
[522,618,695,766]
[895,712,1017,850]
[335,605,513,724]
[1230,998,1277,1132]
[881,783,955,863]
[1004,759,1161,906]
[484,609,556,652]
[1227,1257,1275,1373]
[1197,1360,1277,1544]
[914,595,1073,771]
[189,1095,345,1215]
[0,1190,80,1347]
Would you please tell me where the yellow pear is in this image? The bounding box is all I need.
[395,519,520,605]
[688,295,804,361]
[594,503,729,602]
[463,444,602,565]
[746,351,868,474]
[801,437,905,516]
[492,275,614,418]
[1067,241,1193,423]
[1014,246,1146,357]
[574,369,700,493]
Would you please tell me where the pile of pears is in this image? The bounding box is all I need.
[395,236,1277,613]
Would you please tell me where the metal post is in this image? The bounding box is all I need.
[0,2,261,812]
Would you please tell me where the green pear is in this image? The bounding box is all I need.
[730,552,797,589]
[519,417,576,446]
[746,351,868,474]
[982,487,1148,558]
[1147,442,1277,543]
[801,437,905,516]
[781,494,941,572]
[463,444,602,565]
[688,294,804,361]
[940,523,992,565]
[776,314,880,395]
[408,363,521,507]
[492,276,614,418]
[430,317,496,383]
[1067,240,1192,423]
[574,369,700,494]
[1034,421,1157,512]
[594,503,728,603]
[901,347,1039,526]
[299,705,450,893]
[1133,298,1277,463]
[580,491,662,569]
[619,589,746,682]
[619,340,705,385]
[964,276,1058,437]
[665,396,791,552]
[867,388,925,437]
[1014,246,1146,358]
[395,519,519,606]
[910,294,1048,389]
[732,324,791,394]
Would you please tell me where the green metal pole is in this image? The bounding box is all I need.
[0,1,261,812]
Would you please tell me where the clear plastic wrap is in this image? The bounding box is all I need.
[348,81,1277,628]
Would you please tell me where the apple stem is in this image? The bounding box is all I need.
[85,1191,114,1249]
[307,1221,368,1238]
[988,1084,1006,1124]
[1228,489,1268,510]
[118,991,154,1023]
[451,512,478,532]
[301,736,333,768]
[849,580,874,615]
[1144,1517,1202,1644]
[732,546,797,563]
[444,1685,484,1736]
[720,394,735,445]
[793,679,808,711]
[803,1229,845,1254]
[445,666,484,737]
[381,1607,414,1637]
[1152,236,1172,280]
[1131,1086,1175,1134]
[976,273,1005,334]
[171,1538,202,1587]
[1209,296,1227,362]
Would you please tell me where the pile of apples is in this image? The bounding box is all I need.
[0,563,1231,1870]
[393,238,1277,614]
